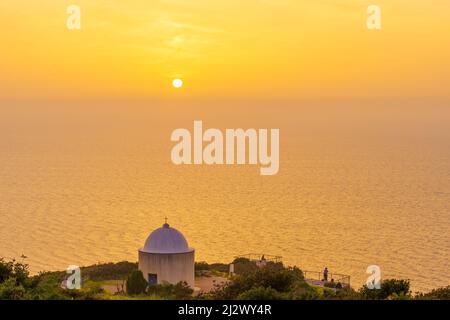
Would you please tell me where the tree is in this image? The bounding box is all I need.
[0,257,30,287]
[126,270,147,295]
[0,277,26,300]
[0,258,13,283]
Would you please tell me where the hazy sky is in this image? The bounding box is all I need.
[1,0,449,101]
[1,2,449,289]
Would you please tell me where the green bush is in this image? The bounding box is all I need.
[82,261,137,281]
[147,281,193,299]
[0,258,30,286]
[290,282,335,300]
[0,277,27,300]
[1,256,448,300]
[26,275,68,300]
[208,263,229,273]
[209,264,305,299]
[231,258,259,275]
[359,279,411,300]
[332,287,361,300]
[238,287,285,300]
[229,258,286,275]
[415,285,450,300]
[195,262,210,271]
[126,270,148,295]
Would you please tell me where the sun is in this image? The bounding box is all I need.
[172,78,183,88]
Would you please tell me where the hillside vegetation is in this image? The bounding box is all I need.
[0,257,448,300]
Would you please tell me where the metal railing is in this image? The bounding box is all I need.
[303,270,351,288]
[233,253,283,263]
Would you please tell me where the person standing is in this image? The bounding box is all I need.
[323,267,329,282]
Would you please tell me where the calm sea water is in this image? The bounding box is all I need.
[0,101,449,292]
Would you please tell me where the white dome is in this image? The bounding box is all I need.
[141,223,193,254]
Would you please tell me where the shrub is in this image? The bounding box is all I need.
[195,261,230,276]
[126,270,147,295]
[26,275,68,300]
[415,285,450,300]
[195,262,210,271]
[238,287,285,300]
[82,261,137,281]
[0,259,14,284]
[359,279,411,300]
[230,258,259,275]
[0,277,26,300]
[147,281,193,299]
[209,264,305,299]
[332,287,361,300]
[0,258,30,286]
[290,282,329,300]
[208,263,229,273]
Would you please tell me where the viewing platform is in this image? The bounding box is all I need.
[233,254,350,289]
[303,270,351,289]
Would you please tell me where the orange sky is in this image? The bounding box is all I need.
[1,0,449,101]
